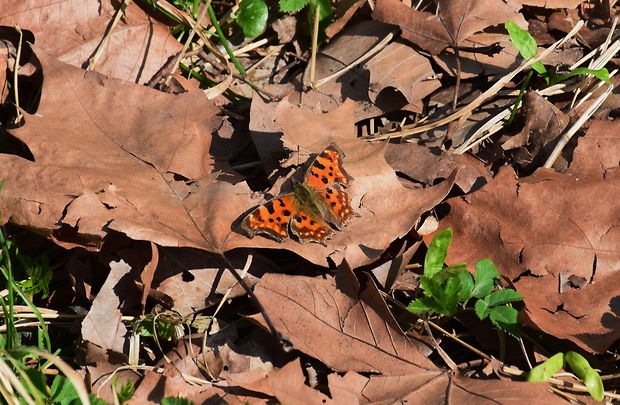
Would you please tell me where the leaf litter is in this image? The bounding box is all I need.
[0,1,619,404]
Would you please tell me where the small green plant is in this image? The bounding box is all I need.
[135,314,178,341]
[504,20,610,126]
[505,20,610,86]
[161,396,196,405]
[234,0,269,38]
[111,376,136,405]
[526,352,604,401]
[407,228,524,337]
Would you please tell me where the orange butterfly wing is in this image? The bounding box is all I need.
[304,144,356,229]
[304,143,352,190]
[289,211,334,245]
[241,194,297,242]
[242,143,357,245]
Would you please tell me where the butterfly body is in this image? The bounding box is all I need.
[241,144,357,245]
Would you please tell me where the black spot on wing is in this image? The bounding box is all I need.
[283,209,291,216]
[313,161,326,170]
[265,201,275,214]
[321,176,328,184]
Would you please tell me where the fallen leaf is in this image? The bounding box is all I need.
[0,1,181,83]
[433,33,521,79]
[252,266,439,374]
[0,44,227,251]
[81,260,131,354]
[232,99,458,266]
[373,0,525,55]
[432,166,620,352]
[365,41,441,112]
[567,120,620,178]
[502,91,569,168]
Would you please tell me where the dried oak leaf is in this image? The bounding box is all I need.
[0,47,229,252]
[502,91,569,168]
[252,266,439,374]
[253,268,565,404]
[0,1,181,83]
[373,0,525,55]
[81,260,130,354]
[236,99,457,267]
[432,166,620,352]
[567,120,620,178]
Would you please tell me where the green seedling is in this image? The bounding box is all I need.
[407,229,524,337]
[504,20,610,126]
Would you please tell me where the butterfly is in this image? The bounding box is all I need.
[241,143,357,245]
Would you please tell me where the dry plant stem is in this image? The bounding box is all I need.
[455,68,616,154]
[309,5,321,86]
[231,38,269,59]
[452,46,461,112]
[312,31,395,89]
[212,255,252,318]
[547,386,581,404]
[165,0,212,86]
[0,353,35,404]
[12,25,23,125]
[98,364,212,394]
[87,0,133,71]
[199,49,281,100]
[423,317,458,371]
[427,320,492,361]
[369,20,585,142]
[543,85,613,168]
[518,336,533,369]
[245,45,282,74]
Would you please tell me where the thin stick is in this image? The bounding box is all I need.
[543,85,613,168]
[428,320,493,361]
[87,0,133,71]
[312,31,394,89]
[367,21,585,141]
[309,5,320,86]
[12,25,23,125]
[165,0,211,86]
[207,4,246,75]
[423,317,458,371]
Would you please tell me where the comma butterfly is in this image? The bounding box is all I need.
[241,143,357,245]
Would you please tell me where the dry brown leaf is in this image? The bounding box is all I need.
[373,0,525,55]
[0,1,181,84]
[252,266,439,374]
[0,45,230,251]
[502,91,569,167]
[433,33,521,79]
[267,359,333,404]
[147,249,260,317]
[1,42,452,268]
[433,166,620,352]
[81,260,130,355]
[365,41,441,113]
[384,142,491,193]
[567,120,620,178]
[235,99,457,266]
[521,0,586,7]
